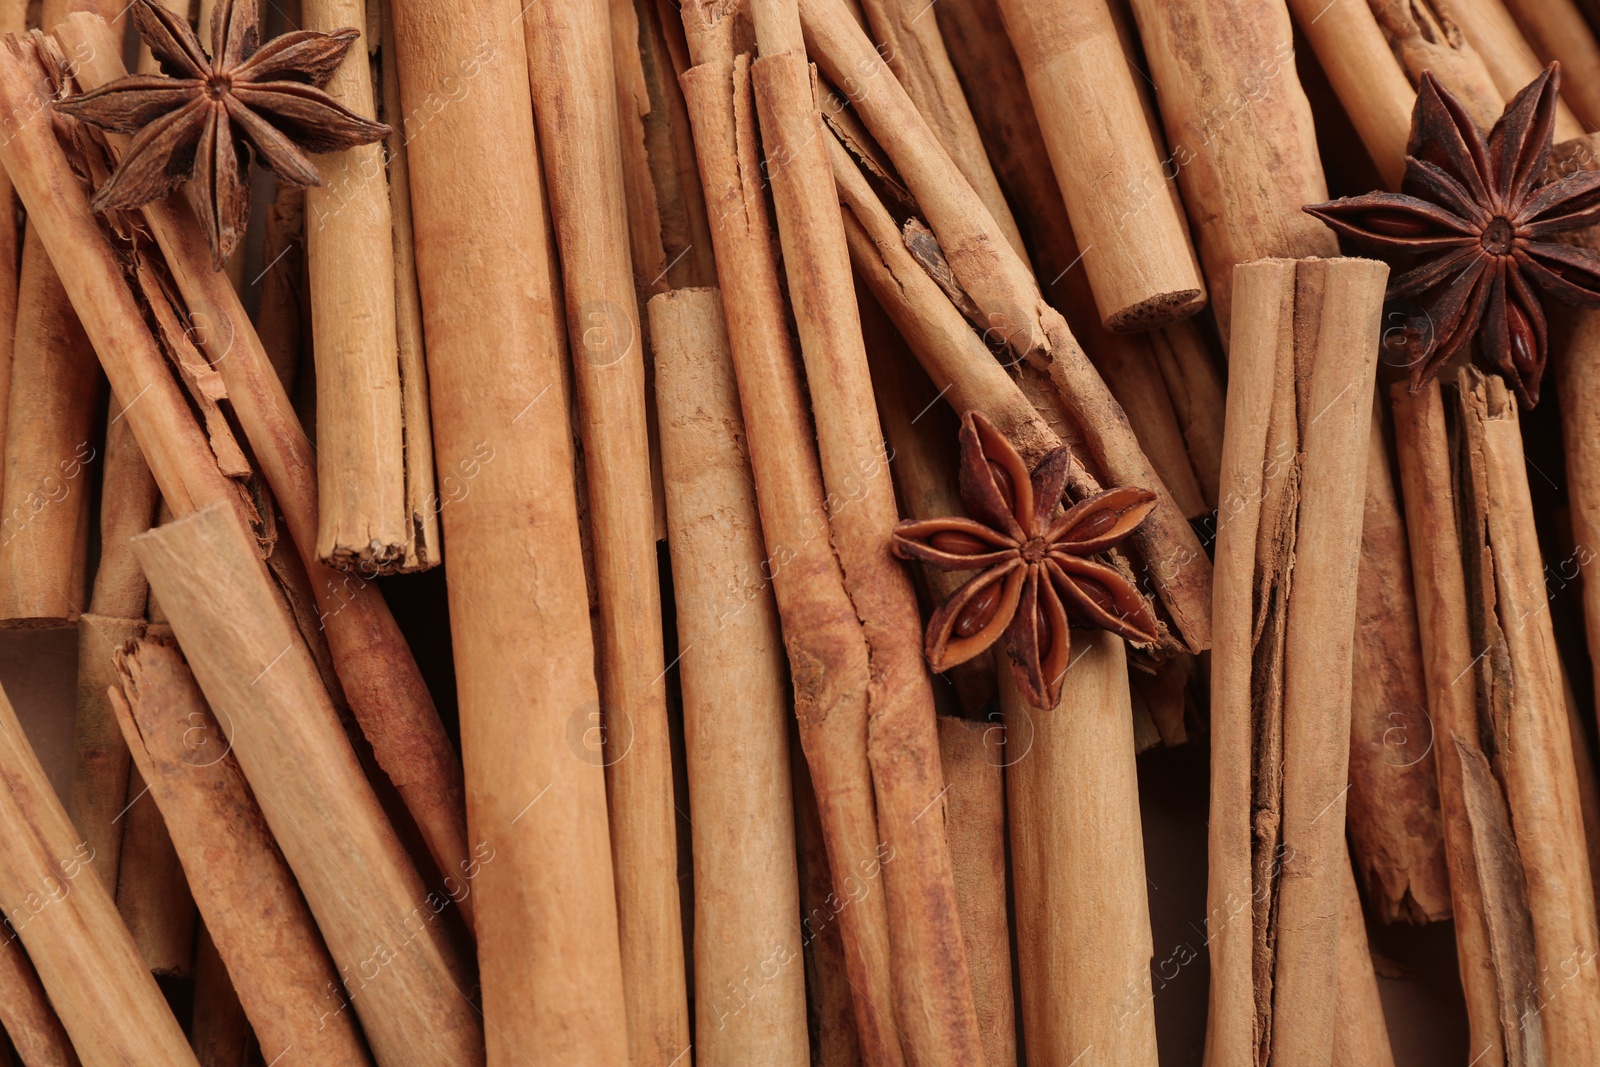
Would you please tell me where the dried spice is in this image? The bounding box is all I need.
[892,411,1158,708]
[55,0,389,268]
[1305,64,1600,407]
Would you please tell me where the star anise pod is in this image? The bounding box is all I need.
[891,412,1159,709]
[1304,64,1600,407]
[54,0,390,268]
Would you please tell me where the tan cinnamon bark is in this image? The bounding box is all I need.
[651,287,808,1066]
[1006,630,1158,1066]
[114,766,197,977]
[1502,0,1600,131]
[1207,257,1386,1067]
[678,4,899,1060]
[1458,368,1600,1062]
[62,14,470,914]
[110,639,372,1067]
[938,717,1017,1067]
[0,675,197,1066]
[797,0,1213,653]
[1442,0,1583,138]
[132,504,483,1065]
[302,0,409,573]
[69,399,158,893]
[996,0,1205,329]
[387,0,629,1060]
[748,3,983,1059]
[853,0,1024,254]
[0,939,79,1067]
[190,927,253,1067]
[521,5,689,1061]
[0,229,96,627]
[1361,0,1503,128]
[1332,849,1397,1067]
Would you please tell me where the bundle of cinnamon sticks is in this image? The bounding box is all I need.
[0,0,1594,1063]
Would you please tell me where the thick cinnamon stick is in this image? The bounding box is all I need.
[0,676,197,1066]
[651,287,808,1066]
[1006,630,1159,1065]
[997,0,1205,329]
[521,4,689,1061]
[109,638,372,1067]
[131,503,483,1065]
[61,14,470,914]
[0,229,96,627]
[386,0,629,1059]
[678,5,898,1060]
[747,3,983,1058]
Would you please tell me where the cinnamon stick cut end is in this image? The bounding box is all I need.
[1103,287,1207,333]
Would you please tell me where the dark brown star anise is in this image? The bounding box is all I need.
[891,412,1159,709]
[1304,63,1600,407]
[54,0,390,268]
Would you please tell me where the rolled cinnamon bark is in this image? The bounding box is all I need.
[114,765,197,977]
[1208,257,1386,1067]
[1362,0,1503,128]
[747,3,983,1058]
[938,717,1017,1067]
[190,927,254,1067]
[796,0,1213,653]
[132,504,483,1065]
[997,0,1205,330]
[60,13,470,924]
[254,184,307,395]
[0,229,96,627]
[1006,630,1158,1066]
[1332,849,1397,1067]
[679,6,900,1064]
[651,287,807,1067]
[109,638,372,1067]
[1502,0,1600,131]
[0,938,79,1067]
[0,675,197,1066]
[1443,0,1583,139]
[387,0,629,1060]
[522,4,690,1060]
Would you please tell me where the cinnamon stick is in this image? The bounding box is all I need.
[61,14,470,912]
[1502,0,1600,132]
[0,676,197,1066]
[651,286,808,1066]
[797,0,1214,653]
[190,927,254,1067]
[678,4,899,1059]
[748,3,983,1058]
[131,503,483,1064]
[109,638,372,1066]
[997,0,1206,330]
[387,0,629,1059]
[1444,0,1583,139]
[521,4,689,1061]
[1361,0,1503,128]
[0,938,79,1067]
[254,184,307,395]
[1006,630,1159,1065]
[1332,849,1397,1067]
[0,229,96,627]
[114,765,197,977]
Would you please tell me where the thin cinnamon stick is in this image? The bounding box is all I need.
[131,503,483,1065]
[114,764,197,977]
[109,638,372,1067]
[1006,630,1159,1065]
[938,716,1017,1067]
[0,676,197,1066]
[190,927,254,1067]
[254,184,307,395]
[0,228,96,627]
[996,0,1206,330]
[61,14,470,911]
[651,286,808,1066]
[521,4,689,1061]
[0,938,79,1067]
[387,0,629,1059]
[1502,0,1600,131]
[1332,849,1397,1067]
[797,0,1213,653]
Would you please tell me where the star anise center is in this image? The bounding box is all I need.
[1020,538,1047,564]
[203,73,232,99]
[1482,216,1514,255]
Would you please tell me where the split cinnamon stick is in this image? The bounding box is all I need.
[0,676,198,1066]
[114,765,197,977]
[521,4,689,1061]
[1207,257,1386,1067]
[678,4,899,1060]
[748,3,983,1059]
[651,287,808,1066]
[997,0,1205,330]
[386,0,629,1059]
[69,399,158,892]
[0,938,79,1067]
[131,503,483,1065]
[61,13,470,911]
[0,229,96,627]
[1361,0,1503,128]
[796,0,1213,653]
[109,638,372,1067]
[938,716,1017,1067]
[1006,630,1159,1065]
